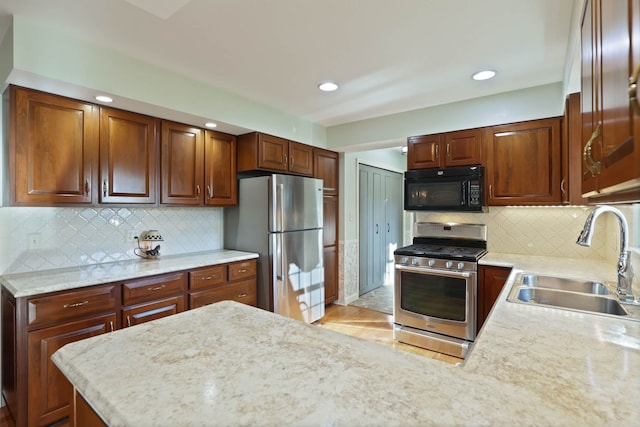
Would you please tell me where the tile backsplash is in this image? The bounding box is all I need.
[415,205,635,262]
[0,207,223,274]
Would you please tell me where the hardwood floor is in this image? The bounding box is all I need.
[0,304,459,427]
[317,303,463,364]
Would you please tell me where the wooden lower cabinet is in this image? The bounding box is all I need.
[73,390,107,427]
[27,313,116,427]
[477,265,512,333]
[323,246,338,303]
[1,259,257,427]
[188,260,257,309]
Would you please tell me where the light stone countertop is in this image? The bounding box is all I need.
[0,250,258,298]
[52,252,640,426]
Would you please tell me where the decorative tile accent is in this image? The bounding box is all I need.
[0,207,224,274]
[338,239,358,305]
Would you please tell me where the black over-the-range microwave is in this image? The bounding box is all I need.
[404,165,485,212]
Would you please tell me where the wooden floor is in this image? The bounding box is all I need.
[317,303,463,364]
[0,304,460,427]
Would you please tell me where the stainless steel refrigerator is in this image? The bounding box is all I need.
[224,174,325,323]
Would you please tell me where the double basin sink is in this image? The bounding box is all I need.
[507,273,632,318]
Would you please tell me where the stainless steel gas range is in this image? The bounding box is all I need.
[393,222,487,359]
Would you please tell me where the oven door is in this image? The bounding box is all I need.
[394,264,476,341]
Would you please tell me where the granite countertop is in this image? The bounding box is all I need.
[52,253,640,426]
[0,250,259,298]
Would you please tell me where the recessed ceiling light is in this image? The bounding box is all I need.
[95,95,113,103]
[472,70,496,81]
[204,122,217,128]
[318,82,339,92]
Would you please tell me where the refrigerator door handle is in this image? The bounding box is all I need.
[277,183,285,232]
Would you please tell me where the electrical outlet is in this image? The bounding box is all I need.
[126,230,137,242]
[27,233,41,250]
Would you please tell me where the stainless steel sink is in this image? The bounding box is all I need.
[520,274,610,295]
[506,272,634,319]
[513,287,627,316]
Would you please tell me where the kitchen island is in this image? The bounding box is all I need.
[53,253,640,426]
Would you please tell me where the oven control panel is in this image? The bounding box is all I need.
[395,255,477,272]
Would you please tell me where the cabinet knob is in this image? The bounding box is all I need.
[207,185,213,199]
[446,143,450,157]
[196,185,201,196]
[84,179,90,196]
[238,292,248,298]
[435,144,439,158]
[102,180,107,197]
[147,284,166,292]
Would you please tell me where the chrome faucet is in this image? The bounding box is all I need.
[577,206,636,303]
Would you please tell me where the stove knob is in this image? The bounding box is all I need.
[400,257,408,264]
[445,261,453,269]
[428,259,436,267]
[457,262,465,270]
[411,258,419,266]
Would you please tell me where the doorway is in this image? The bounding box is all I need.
[358,164,403,300]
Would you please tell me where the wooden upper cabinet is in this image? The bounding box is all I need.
[407,134,441,169]
[161,121,204,205]
[237,132,313,176]
[407,130,481,170]
[444,129,482,167]
[204,130,237,206]
[484,118,562,205]
[580,0,640,201]
[99,107,158,204]
[288,141,314,175]
[313,148,339,195]
[7,86,98,205]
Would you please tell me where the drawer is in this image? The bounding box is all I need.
[122,272,186,305]
[122,295,185,328]
[189,265,227,290]
[228,260,256,281]
[189,279,257,310]
[27,285,117,327]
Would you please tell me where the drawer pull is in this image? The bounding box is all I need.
[63,300,89,309]
[238,269,249,273]
[200,276,217,281]
[126,316,131,327]
[147,284,166,292]
[238,292,248,298]
[109,321,114,332]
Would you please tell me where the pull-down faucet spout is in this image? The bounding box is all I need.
[577,206,635,303]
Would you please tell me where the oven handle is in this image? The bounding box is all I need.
[395,264,472,278]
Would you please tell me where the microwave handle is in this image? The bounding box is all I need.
[461,181,467,206]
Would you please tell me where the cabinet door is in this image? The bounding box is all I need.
[485,118,562,205]
[122,295,185,327]
[100,108,158,204]
[288,141,314,175]
[27,313,115,427]
[407,134,442,169]
[443,129,482,167]
[313,148,339,195]
[161,121,203,205]
[10,86,98,205]
[581,0,600,196]
[204,130,237,206]
[477,266,511,333]
[323,246,338,304]
[596,0,638,192]
[257,134,288,171]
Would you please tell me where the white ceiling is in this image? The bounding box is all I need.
[0,0,579,128]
